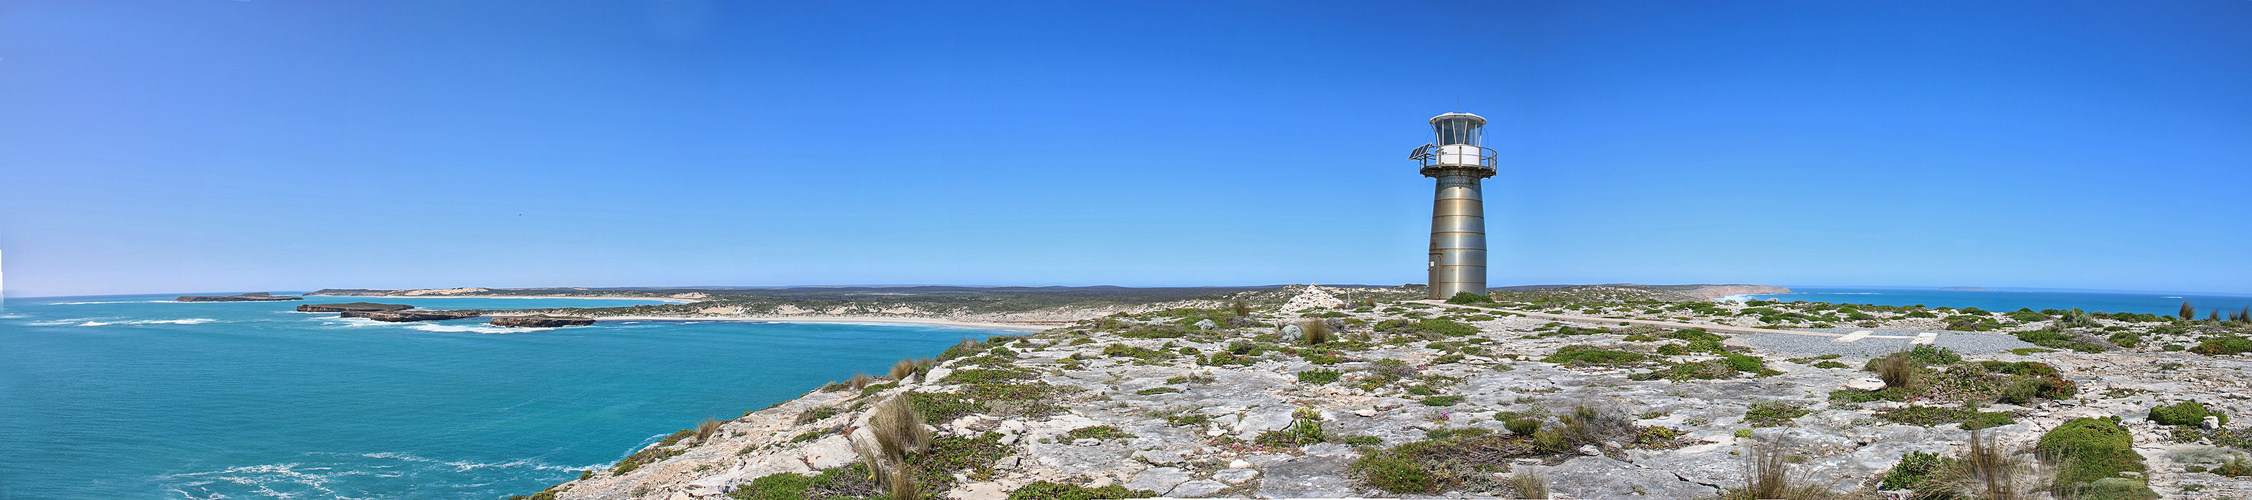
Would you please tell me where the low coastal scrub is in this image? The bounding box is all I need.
[1742,401,1810,427]
[2014,329,2110,353]
[1541,345,1645,365]
[1004,481,1157,500]
[2036,416,2155,498]
[1296,368,1342,384]
[2149,400,2228,427]
[2192,335,2252,355]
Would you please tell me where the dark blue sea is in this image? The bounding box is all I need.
[0,294,1007,499]
[1743,287,2252,317]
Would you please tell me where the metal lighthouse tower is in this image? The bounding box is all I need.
[1410,113,1497,300]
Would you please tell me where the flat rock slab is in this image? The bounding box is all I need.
[1166,479,1229,498]
[1253,455,1357,498]
[1548,456,1721,500]
[1125,467,1190,493]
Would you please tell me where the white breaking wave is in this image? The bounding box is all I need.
[49,300,177,305]
[359,451,599,472]
[77,318,221,326]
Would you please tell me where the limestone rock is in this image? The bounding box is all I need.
[342,310,481,322]
[1193,319,1217,330]
[1278,324,1304,342]
[1134,448,1184,465]
[1278,286,1345,312]
[1167,479,1229,498]
[800,435,856,469]
[1844,378,1886,391]
[1125,467,1191,493]
[491,315,596,328]
[1548,456,1721,499]
[296,302,412,312]
[2205,415,2222,430]
[1211,468,1258,484]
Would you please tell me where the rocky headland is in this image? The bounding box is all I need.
[297,302,415,313]
[176,292,301,302]
[492,315,598,328]
[501,286,2252,500]
[341,310,483,322]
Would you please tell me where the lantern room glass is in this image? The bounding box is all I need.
[1433,117,1482,146]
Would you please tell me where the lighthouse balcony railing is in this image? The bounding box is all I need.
[1410,143,1496,169]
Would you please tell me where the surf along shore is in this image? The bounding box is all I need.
[409,283,2252,500]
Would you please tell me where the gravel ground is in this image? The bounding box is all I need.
[1739,327,2040,358]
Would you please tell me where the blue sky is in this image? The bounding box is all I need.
[3,1,2248,298]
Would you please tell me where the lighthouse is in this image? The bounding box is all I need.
[1409,113,1496,300]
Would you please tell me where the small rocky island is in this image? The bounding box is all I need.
[491,315,597,328]
[341,310,482,322]
[176,292,302,302]
[297,302,415,313]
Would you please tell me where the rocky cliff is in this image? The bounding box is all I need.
[340,310,482,322]
[297,302,414,313]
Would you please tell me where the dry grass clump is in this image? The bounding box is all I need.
[695,417,724,443]
[1303,320,1331,346]
[1511,467,1549,499]
[1957,430,2040,500]
[851,394,933,499]
[1232,299,1252,317]
[1874,352,1915,389]
[1725,436,1831,500]
[848,372,877,391]
[889,357,935,382]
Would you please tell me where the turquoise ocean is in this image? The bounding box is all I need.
[0,294,1008,499]
[1744,287,2252,316]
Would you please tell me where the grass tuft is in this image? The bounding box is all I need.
[1511,467,1549,499]
[696,417,724,443]
[1724,436,1830,500]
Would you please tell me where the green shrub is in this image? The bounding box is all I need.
[1297,369,1342,384]
[1134,387,1181,395]
[2193,336,2252,355]
[1505,418,1541,436]
[1655,343,1687,355]
[1420,395,1464,406]
[1960,412,2017,430]
[1877,451,1956,494]
[1542,345,1646,365]
[2150,401,2227,426]
[2037,417,2150,492]
[1006,481,1158,500]
[942,368,1035,384]
[2215,456,2252,477]
[1445,292,1494,305]
[1351,456,1434,493]
[1413,318,1479,336]
[1059,425,1136,441]
[1743,401,1809,427]
[1903,345,1962,365]
[1532,427,1571,453]
[2016,329,2108,353]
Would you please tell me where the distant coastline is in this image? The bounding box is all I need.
[328,294,694,304]
[582,314,1055,331]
